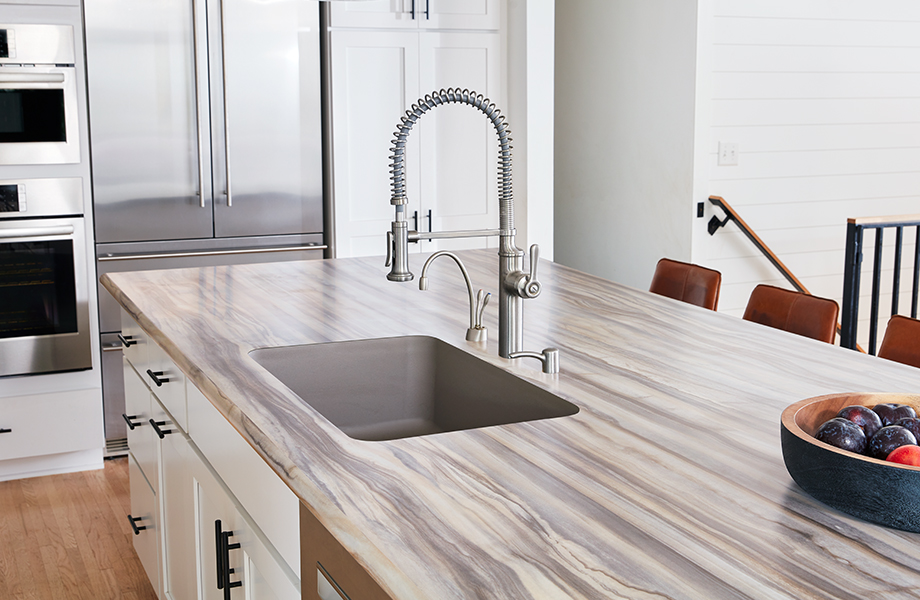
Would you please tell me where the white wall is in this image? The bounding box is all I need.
[554,0,698,290]
[693,0,920,351]
[507,0,556,258]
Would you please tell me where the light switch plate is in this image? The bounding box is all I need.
[718,142,739,166]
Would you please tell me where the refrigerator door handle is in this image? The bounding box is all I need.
[192,0,207,208]
[218,0,233,208]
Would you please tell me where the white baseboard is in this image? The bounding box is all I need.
[0,448,104,482]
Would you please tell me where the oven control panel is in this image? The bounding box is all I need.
[0,184,24,213]
[0,178,82,218]
[0,24,73,65]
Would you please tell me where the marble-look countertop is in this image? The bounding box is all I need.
[102,250,920,599]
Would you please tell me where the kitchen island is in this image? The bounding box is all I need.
[102,250,920,599]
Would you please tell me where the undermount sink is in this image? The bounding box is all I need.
[248,336,579,441]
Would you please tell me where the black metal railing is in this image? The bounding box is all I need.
[840,214,920,354]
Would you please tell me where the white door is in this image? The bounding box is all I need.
[331,30,421,258]
[417,31,502,251]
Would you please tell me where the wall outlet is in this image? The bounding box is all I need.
[718,142,739,166]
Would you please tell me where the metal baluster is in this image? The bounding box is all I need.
[841,221,864,350]
[869,227,884,355]
[913,225,920,319]
[892,226,904,316]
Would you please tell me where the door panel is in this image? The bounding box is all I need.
[84,0,212,243]
[418,32,501,251]
[424,0,501,30]
[129,453,161,597]
[331,30,420,258]
[212,0,323,238]
[329,0,417,29]
[161,430,196,600]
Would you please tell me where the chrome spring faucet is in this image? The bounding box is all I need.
[384,88,559,374]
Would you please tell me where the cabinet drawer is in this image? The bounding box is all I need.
[124,360,157,492]
[128,452,160,597]
[120,309,149,373]
[0,388,104,461]
[187,381,300,575]
[148,342,188,433]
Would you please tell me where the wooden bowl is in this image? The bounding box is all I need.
[781,392,920,532]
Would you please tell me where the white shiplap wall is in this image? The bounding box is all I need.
[694,0,920,349]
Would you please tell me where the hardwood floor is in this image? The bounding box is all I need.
[0,458,158,600]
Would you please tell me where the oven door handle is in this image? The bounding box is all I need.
[0,73,65,84]
[0,225,74,239]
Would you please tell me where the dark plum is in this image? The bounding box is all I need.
[873,404,902,426]
[893,404,918,421]
[896,417,920,441]
[815,418,867,454]
[867,425,917,460]
[836,405,883,440]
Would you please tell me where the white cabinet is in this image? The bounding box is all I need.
[330,4,504,258]
[190,441,299,600]
[120,307,299,600]
[128,452,161,596]
[160,423,197,600]
[330,0,500,31]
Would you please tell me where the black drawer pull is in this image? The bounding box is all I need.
[122,414,141,431]
[127,514,146,535]
[118,334,137,347]
[215,520,242,597]
[149,419,174,439]
[146,369,169,387]
[0,428,11,434]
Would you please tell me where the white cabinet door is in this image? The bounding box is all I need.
[125,360,158,492]
[160,426,196,600]
[417,31,501,252]
[425,0,501,30]
[190,448,299,600]
[330,0,418,29]
[330,0,500,31]
[129,452,161,598]
[331,30,421,258]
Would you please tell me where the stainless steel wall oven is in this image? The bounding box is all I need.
[0,178,91,377]
[0,24,80,165]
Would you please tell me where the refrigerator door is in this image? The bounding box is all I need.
[84,0,214,243]
[209,0,324,238]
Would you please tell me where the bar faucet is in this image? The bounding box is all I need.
[384,88,559,373]
[418,251,489,343]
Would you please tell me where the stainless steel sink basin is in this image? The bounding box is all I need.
[248,336,578,441]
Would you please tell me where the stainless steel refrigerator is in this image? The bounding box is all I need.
[83,0,326,449]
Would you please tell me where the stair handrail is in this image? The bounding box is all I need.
[707,195,860,351]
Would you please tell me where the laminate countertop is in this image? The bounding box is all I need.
[102,250,920,599]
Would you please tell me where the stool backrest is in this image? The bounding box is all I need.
[743,284,839,344]
[649,258,721,311]
[878,314,920,369]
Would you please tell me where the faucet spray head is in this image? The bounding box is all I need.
[418,276,429,291]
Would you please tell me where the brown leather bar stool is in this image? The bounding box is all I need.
[878,314,920,369]
[742,284,839,344]
[649,258,722,310]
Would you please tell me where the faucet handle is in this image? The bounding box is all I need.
[385,231,394,267]
[521,244,542,298]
